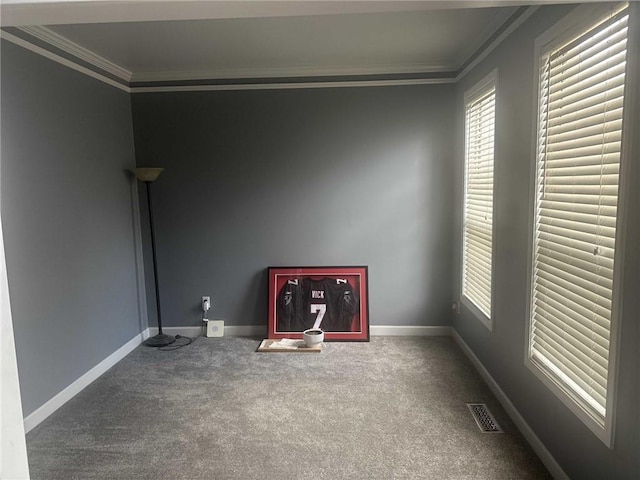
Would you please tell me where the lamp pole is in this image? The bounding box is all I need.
[134,168,175,347]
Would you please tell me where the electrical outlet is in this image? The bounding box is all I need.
[202,296,211,312]
[452,301,460,315]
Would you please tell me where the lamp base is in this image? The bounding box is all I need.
[144,333,175,347]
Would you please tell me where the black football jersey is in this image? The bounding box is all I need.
[276,277,359,332]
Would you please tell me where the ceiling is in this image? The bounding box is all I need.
[41,8,517,82]
[0,1,572,86]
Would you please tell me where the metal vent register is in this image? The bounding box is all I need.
[467,403,502,433]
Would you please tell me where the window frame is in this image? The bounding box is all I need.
[524,2,634,448]
[461,69,498,331]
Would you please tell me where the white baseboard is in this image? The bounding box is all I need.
[146,324,266,338]
[224,325,266,337]
[148,325,451,338]
[146,326,203,337]
[23,330,147,433]
[451,330,569,480]
[370,325,452,336]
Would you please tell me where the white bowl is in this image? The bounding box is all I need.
[303,329,324,347]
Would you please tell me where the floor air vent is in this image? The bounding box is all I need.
[467,403,502,433]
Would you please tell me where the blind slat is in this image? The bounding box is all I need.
[539,209,617,229]
[537,249,614,288]
[535,267,612,310]
[532,307,610,360]
[533,297,610,349]
[532,322,609,381]
[537,239,615,270]
[532,327,608,393]
[532,340,607,407]
[537,231,615,260]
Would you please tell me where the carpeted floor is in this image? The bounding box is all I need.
[26,336,551,479]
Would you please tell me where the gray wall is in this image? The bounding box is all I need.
[1,40,143,416]
[452,5,639,479]
[131,85,455,329]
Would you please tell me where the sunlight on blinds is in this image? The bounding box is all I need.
[463,80,496,320]
[531,9,628,424]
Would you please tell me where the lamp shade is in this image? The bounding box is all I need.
[134,168,164,182]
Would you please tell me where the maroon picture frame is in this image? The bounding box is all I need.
[268,266,369,341]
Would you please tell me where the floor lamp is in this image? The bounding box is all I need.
[134,168,175,347]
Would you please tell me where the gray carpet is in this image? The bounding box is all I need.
[26,336,551,479]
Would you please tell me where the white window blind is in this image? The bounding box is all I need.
[530,8,628,426]
[463,76,496,322]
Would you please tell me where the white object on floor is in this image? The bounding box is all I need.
[206,320,224,337]
[303,328,324,347]
[269,338,301,349]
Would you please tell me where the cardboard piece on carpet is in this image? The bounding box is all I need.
[257,339,322,353]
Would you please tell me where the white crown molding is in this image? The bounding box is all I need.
[0,29,131,92]
[456,5,539,82]
[130,63,456,84]
[453,5,519,70]
[130,77,455,93]
[9,26,457,90]
[17,25,132,82]
[0,29,454,92]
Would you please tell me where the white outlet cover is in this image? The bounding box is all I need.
[206,320,224,337]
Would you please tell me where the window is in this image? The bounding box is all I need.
[528,4,628,445]
[462,71,496,328]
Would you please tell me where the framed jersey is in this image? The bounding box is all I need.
[268,266,369,341]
